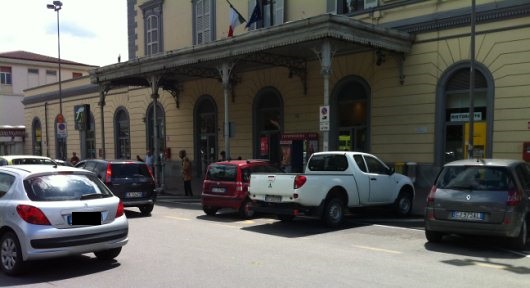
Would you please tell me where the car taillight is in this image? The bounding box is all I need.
[294,175,307,189]
[16,205,51,225]
[236,181,243,192]
[115,200,125,217]
[105,164,112,183]
[427,185,437,205]
[507,188,522,206]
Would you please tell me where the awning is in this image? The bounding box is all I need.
[91,13,414,87]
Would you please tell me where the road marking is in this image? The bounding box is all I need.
[475,262,505,269]
[498,248,530,257]
[164,216,191,221]
[372,224,424,232]
[353,245,402,254]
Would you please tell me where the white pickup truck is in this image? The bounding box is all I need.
[248,151,415,227]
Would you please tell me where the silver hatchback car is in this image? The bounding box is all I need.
[425,159,530,250]
[0,165,128,275]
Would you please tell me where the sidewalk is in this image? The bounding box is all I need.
[158,176,203,200]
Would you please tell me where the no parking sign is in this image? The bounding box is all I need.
[57,122,67,138]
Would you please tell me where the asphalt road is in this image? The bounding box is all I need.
[2,201,529,288]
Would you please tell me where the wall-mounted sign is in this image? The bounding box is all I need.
[450,112,482,122]
[319,105,330,131]
[57,122,67,138]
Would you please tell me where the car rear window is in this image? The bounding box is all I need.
[308,154,348,171]
[206,164,237,181]
[436,166,514,191]
[111,163,151,178]
[24,174,113,201]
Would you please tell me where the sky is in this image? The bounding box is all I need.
[1,0,128,67]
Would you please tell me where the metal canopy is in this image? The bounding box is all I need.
[90,14,414,88]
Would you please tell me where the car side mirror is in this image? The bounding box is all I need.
[388,167,395,175]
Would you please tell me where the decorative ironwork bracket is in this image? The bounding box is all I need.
[164,83,183,109]
[395,53,406,85]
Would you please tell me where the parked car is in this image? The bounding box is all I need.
[0,155,57,166]
[202,159,284,219]
[75,159,157,216]
[53,159,73,166]
[0,165,128,275]
[425,159,530,250]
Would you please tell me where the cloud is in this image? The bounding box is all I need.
[46,21,96,38]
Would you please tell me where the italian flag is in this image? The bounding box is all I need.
[228,4,246,37]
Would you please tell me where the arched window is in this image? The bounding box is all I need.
[114,107,131,159]
[331,76,370,152]
[32,118,42,156]
[194,95,217,176]
[436,62,494,165]
[146,102,165,154]
[253,87,283,164]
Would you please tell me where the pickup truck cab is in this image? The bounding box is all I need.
[248,151,415,227]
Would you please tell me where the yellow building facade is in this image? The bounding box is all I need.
[23,0,530,192]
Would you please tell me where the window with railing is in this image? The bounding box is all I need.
[140,0,163,56]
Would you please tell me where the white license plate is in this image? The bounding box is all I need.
[451,211,484,221]
[212,187,226,193]
[126,192,143,198]
[265,195,282,202]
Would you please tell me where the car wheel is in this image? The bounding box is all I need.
[425,229,444,243]
[203,206,218,216]
[139,204,154,216]
[509,218,528,250]
[322,197,345,228]
[94,247,122,261]
[238,199,255,219]
[277,214,295,222]
[394,191,413,216]
[0,231,26,275]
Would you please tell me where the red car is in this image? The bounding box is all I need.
[201,160,284,219]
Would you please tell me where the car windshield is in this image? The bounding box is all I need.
[436,166,514,191]
[206,164,237,181]
[24,174,113,201]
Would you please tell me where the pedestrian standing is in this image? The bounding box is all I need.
[179,149,193,197]
[70,152,80,165]
[218,151,226,162]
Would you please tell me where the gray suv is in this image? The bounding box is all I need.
[76,159,157,215]
[425,159,530,250]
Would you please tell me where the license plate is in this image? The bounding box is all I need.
[68,212,102,225]
[126,192,143,198]
[265,195,282,202]
[211,187,226,193]
[451,211,484,221]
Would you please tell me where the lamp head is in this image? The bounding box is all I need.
[53,1,63,7]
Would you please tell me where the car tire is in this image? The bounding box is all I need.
[425,229,444,243]
[322,197,345,228]
[203,206,218,216]
[139,204,154,216]
[94,247,122,261]
[238,199,255,219]
[0,231,26,275]
[394,191,413,217]
[509,218,528,250]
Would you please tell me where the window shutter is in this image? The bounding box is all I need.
[327,0,337,13]
[203,0,211,43]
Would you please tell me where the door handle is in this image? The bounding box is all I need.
[370,178,377,181]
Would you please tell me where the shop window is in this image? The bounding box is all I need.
[254,88,283,165]
[194,96,217,176]
[146,102,165,155]
[32,118,42,156]
[436,63,493,165]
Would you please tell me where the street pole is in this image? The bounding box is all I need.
[468,0,476,159]
[48,1,64,159]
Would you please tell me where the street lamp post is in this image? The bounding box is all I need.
[47,1,65,160]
